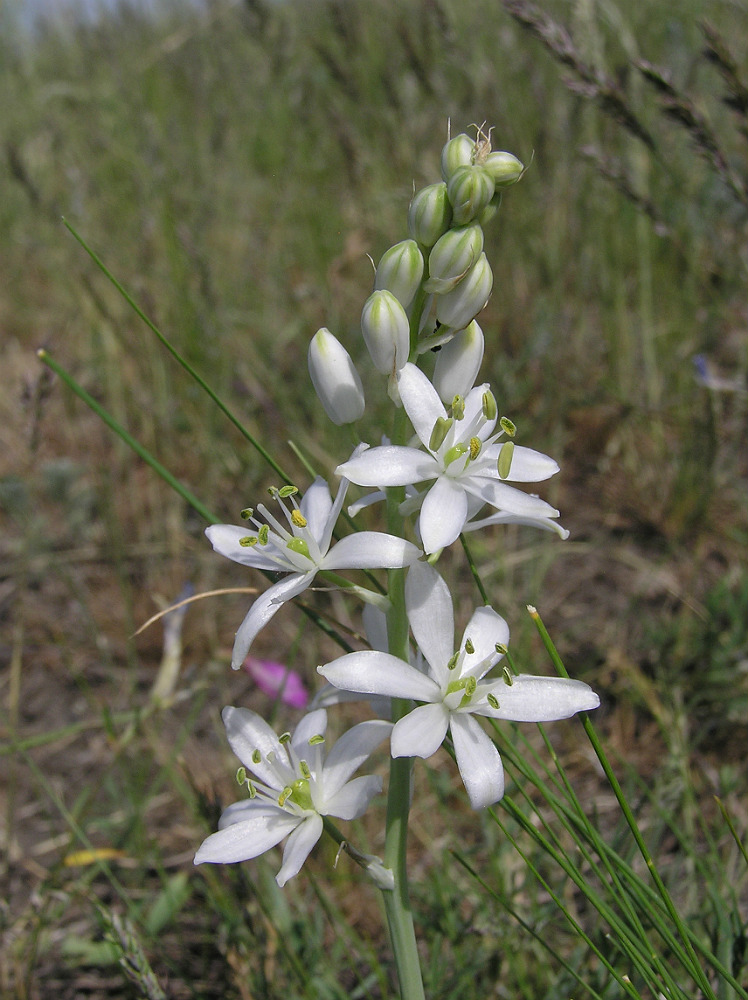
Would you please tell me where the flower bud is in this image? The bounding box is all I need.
[407,182,452,247]
[423,223,483,294]
[308,328,365,425]
[361,290,410,374]
[433,320,485,402]
[478,191,502,227]
[435,253,493,330]
[440,133,474,181]
[447,165,495,225]
[374,239,424,309]
[484,151,524,187]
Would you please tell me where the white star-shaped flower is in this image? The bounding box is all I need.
[206,476,420,667]
[319,562,599,809]
[336,363,562,554]
[194,707,391,886]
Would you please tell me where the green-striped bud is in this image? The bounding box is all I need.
[484,151,524,187]
[424,223,484,294]
[440,133,475,181]
[374,239,424,309]
[435,253,493,331]
[478,191,502,227]
[433,320,484,403]
[361,290,410,374]
[407,182,452,247]
[447,165,495,226]
[308,327,365,426]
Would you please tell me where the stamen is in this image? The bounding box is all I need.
[429,416,453,451]
[495,643,507,655]
[499,416,516,437]
[291,509,307,528]
[447,651,460,671]
[464,638,475,655]
[236,767,247,785]
[278,485,299,498]
[309,734,325,746]
[278,785,293,807]
[487,692,500,710]
[497,441,514,480]
[482,390,497,422]
[451,395,465,420]
[239,535,258,547]
[279,732,292,744]
[299,760,311,779]
[469,436,481,460]
[502,666,514,686]
[258,524,270,544]
[252,749,262,764]
[240,507,254,520]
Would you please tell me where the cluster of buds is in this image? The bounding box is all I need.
[308,125,525,417]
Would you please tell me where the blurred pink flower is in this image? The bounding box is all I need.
[244,656,309,709]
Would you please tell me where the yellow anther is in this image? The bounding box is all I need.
[291,509,307,528]
[469,436,481,460]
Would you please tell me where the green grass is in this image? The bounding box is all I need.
[1,0,746,996]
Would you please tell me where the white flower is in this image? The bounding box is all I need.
[308,327,365,426]
[194,708,391,886]
[336,363,562,554]
[319,562,599,809]
[206,476,420,667]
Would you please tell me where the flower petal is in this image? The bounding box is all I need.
[205,524,285,572]
[319,650,441,701]
[194,808,299,865]
[291,708,329,754]
[323,532,419,570]
[299,477,333,544]
[321,719,393,799]
[391,703,449,758]
[222,706,286,786]
[231,572,313,668]
[276,813,324,886]
[459,606,510,679]
[397,363,447,448]
[477,675,600,721]
[418,476,468,553]
[464,478,559,519]
[337,446,439,487]
[323,774,383,820]
[450,713,505,809]
[405,562,454,682]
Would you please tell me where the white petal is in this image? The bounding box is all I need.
[319,650,441,701]
[465,478,559,519]
[321,719,393,798]
[465,510,569,539]
[319,474,350,553]
[477,675,600,721]
[397,363,447,447]
[405,562,454,682]
[323,775,383,820]
[418,477,468,553]
[459,607,510,679]
[194,808,299,865]
[391,703,449,758]
[323,532,420,570]
[300,477,333,544]
[337,446,439,487]
[450,713,505,809]
[291,709,329,754]
[231,573,313,668]
[205,524,286,572]
[276,814,324,886]
[494,444,560,483]
[222,706,285,786]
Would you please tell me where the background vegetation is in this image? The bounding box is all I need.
[1,0,746,996]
